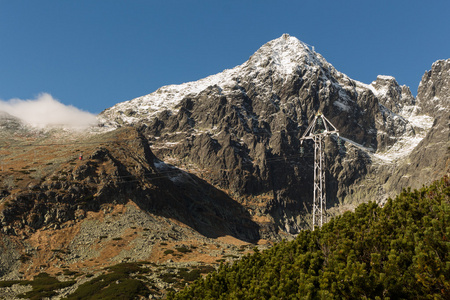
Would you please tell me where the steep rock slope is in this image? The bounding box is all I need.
[383,59,450,192]
[100,34,438,233]
[0,126,259,279]
[417,59,450,116]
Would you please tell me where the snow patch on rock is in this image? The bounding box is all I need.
[373,108,434,163]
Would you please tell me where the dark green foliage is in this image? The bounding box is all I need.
[178,269,201,282]
[164,249,175,255]
[160,273,178,284]
[17,273,75,300]
[0,280,21,287]
[63,263,150,300]
[176,246,192,254]
[63,269,79,277]
[169,176,450,299]
[196,265,215,274]
[160,267,206,285]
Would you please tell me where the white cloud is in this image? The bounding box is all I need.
[0,93,98,129]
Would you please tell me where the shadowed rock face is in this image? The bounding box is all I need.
[99,35,446,235]
[0,127,259,243]
[0,126,262,278]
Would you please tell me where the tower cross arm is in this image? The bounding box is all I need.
[321,114,339,133]
[300,117,318,141]
[300,113,339,143]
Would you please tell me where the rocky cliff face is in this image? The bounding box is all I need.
[0,127,259,240]
[0,126,261,281]
[99,34,443,234]
[370,75,415,114]
[417,59,450,117]
[382,59,450,192]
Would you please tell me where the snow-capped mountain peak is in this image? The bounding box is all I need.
[99,34,330,125]
[247,33,323,75]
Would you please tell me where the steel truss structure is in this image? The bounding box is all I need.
[300,112,339,230]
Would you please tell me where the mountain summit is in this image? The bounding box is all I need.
[246,33,325,75]
[99,34,446,235]
[100,34,331,126]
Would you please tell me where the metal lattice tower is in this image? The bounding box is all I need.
[300,112,339,230]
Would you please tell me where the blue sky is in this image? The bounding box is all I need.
[1,0,449,114]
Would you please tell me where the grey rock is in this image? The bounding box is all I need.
[101,35,442,235]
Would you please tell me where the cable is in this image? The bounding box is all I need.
[0,122,378,197]
[1,152,375,191]
[0,125,328,149]
[0,147,379,203]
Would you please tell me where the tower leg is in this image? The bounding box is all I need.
[312,135,325,230]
